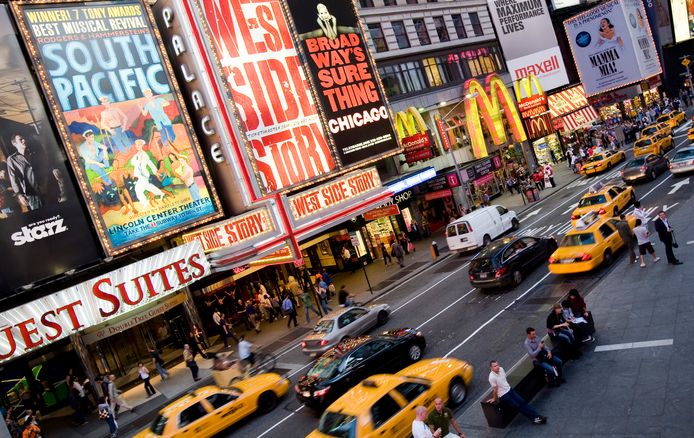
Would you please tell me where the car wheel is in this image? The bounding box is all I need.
[257,391,277,414]
[512,270,523,286]
[607,162,612,169]
[630,192,636,204]
[511,218,520,231]
[448,377,468,407]
[650,169,657,180]
[377,310,389,326]
[408,344,423,362]
[483,234,492,247]
[603,250,613,267]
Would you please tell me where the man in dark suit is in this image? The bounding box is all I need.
[653,211,683,265]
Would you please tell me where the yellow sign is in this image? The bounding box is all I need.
[464,74,527,158]
[514,74,544,101]
[682,58,691,68]
[394,107,428,140]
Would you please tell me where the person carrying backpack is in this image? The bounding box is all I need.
[282,294,298,328]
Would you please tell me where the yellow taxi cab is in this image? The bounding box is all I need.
[570,182,635,225]
[307,358,473,438]
[134,374,290,438]
[640,122,672,138]
[656,110,686,128]
[548,212,636,274]
[579,150,625,175]
[687,126,694,141]
[633,133,672,157]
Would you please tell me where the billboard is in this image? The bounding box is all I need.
[394,108,432,164]
[487,0,569,91]
[11,0,223,255]
[564,0,662,96]
[671,0,693,42]
[0,5,101,293]
[284,0,400,167]
[547,85,590,117]
[195,0,337,195]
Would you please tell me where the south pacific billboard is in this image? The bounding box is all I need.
[12,0,222,255]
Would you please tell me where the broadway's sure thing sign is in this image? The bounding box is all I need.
[12,0,222,255]
[197,0,336,195]
[284,0,400,167]
[0,242,209,363]
[0,5,101,293]
[564,0,661,96]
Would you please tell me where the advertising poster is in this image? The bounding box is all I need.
[671,0,694,42]
[284,0,400,167]
[564,0,661,96]
[12,0,222,255]
[0,5,101,293]
[197,0,336,195]
[487,0,569,91]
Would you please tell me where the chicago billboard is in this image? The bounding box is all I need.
[0,5,101,293]
[487,0,569,91]
[284,0,400,167]
[11,0,223,255]
[564,0,662,96]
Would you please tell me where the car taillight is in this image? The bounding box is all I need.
[548,257,556,264]
[314,387,330,397]
[640,166,646,172]
[571,214,580,220]
[598,208,606,215]
[319,339,330,346]
[300,341,306,348]
[580,253,592,261]
[495,266,508,278]
[469,274,475,281]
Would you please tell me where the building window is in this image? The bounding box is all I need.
[451,14,467,39]
[359,0,375,7]
[384,0,397,5]
[413,18,431,45]
[469,12,484,36]
[392,21,410,49]
[368,23,388,52]
[433,16,450,42]
[406,0,418,3]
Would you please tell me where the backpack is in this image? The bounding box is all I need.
[282,298,293,312]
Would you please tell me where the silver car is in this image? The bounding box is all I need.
[300,304,390,356]
[669,146,694,175]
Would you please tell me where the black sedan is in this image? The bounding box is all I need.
[295,328,426,409]
[468,236,557,289]
[621,154,669,184]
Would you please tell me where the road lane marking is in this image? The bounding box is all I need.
[443,272,551,358]
[594,339,673,352]
[668,177,690,194]
[287,362,312,378]
[687,241,694,245]
[256,405,305,438]
[391,262,470,314]
[415,288,476,330]
[375,253,455,301]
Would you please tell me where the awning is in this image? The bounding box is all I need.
[561,106,599,132]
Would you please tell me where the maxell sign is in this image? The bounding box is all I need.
[487,0,569,91]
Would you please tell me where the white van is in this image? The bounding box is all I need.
[446,205,519,252]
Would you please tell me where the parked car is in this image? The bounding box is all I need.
[669,146,694,175]
[446,205,519,252]
[300,305,390,356]
[621,154,669,183]
[468,236,557,289]
[295,329,426,409]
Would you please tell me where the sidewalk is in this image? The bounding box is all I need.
[41,161,581,438]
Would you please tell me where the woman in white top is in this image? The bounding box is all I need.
[138,362,156,397]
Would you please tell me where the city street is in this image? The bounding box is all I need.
[194,121,694,438]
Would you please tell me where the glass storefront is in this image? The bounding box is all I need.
[532,134,563,165]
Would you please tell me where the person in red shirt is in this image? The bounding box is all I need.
[532,170,545,191]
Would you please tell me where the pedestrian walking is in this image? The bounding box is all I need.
[614,214,636,264]
[391,239,405,268]
[301,290,322,324]
[183,344,201,382]
[212,308,229,348]
[633,201,648,227]
[487,360,546,425]
[20,415,41,438]
[381,242,392,266]
[287,276,303,307]
[633,219,660,268]
[427,397,466,437]
[97,396,118,438]
[107,375,135,418]
[245,300,262,333]
[412,406,440,438]
[149,347,169,380]
[543,164,555,188]
[282,294,299,328]
[137,363,156,397]
[317,275,333,314]
[653,211,683,265]
[321,268,335,298]
[342,245,352,272]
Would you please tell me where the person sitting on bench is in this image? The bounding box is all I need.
[524,327,565,387]
[546,304,582,359]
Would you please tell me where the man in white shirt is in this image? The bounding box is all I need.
[632,201,648,226]
[633,219,660,268]
[412,406,441,438]
[487,360,546,425]
[238,335,254,368]
[213,309,229,348]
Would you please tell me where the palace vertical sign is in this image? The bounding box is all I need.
[283,0,400,167]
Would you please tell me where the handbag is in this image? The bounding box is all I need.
[671,231,679,248]
[98,408,110,420]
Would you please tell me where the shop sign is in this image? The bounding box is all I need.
[402,132,433,164]
[232,264,251,275]
[11,0,223,256]
[284,0,400,167]
[394,107,427,139]
[81,293,186,345]
[446,173,461,188]
[547,85,590,118]
[524,114,555,141]
[287,167,381,222]
[386,167,436,194]
[474,173,495,186]
[0,5,102,293]
[182,206,278,253]
[466,156,500,181]
[393,189,414,205]
[435,116,452,151]
[563,0,661,96]
[426,175,449,192]
[363,205,400,221]
[464,74,527,158]
[424,189,452,201]
[518,95,548,117]
[250,246,294,267]
[0,242,209,364]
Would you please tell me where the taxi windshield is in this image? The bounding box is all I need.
[578,195,607,207]
[318,412,357,437]
[314,320,335,333]
[149,414,167,436]
[586,154,605,163]
[635,138,652,147]
[642,127,657,136]
[308,353,343,379]
[561,233,596,246]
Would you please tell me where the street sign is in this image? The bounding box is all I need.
[682,58,691,67]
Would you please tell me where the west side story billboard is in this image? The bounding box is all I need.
[487,0,570,91]
[564,0,661,96]
[0,5,102,293]
[11,0,223,256]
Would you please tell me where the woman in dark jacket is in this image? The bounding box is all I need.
[568,288,596,335]
[546,304,581,359]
